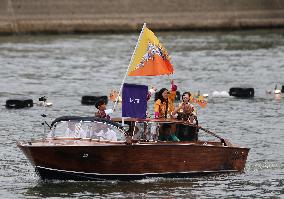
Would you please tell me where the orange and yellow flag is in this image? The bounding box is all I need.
[128,25,174,76]
[190,95,208,109]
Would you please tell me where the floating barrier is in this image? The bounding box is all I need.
[81,96,108,105]
[229,87,254,98]
[5,98,33,109]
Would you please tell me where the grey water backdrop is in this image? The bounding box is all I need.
[0,29,284,198]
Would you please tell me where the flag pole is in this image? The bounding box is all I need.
[112,23,147,110]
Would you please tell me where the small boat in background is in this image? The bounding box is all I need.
[18,116,250,181]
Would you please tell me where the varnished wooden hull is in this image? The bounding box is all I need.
[18,140,249,181]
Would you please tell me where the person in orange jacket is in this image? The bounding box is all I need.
[153,80,179,142]
[154,80,177,119]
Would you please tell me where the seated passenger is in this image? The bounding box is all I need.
[95,100,113,120]
[172,92,198,141]
[157,123,179,142]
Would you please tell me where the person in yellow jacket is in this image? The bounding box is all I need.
[154,80,177,119]
[154,80,179,141]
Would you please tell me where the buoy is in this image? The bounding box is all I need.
[81,96,108,105]
[5,98,33,109]
[212,91,230,98]
[229,87,254,98]
[37,101,53,107]
[203,94,209,98]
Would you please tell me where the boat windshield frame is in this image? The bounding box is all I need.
[50,116,124,130]
[48,116,126,140]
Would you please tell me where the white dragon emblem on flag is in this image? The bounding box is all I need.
[136,42,169,69]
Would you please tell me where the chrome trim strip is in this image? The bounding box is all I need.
[36,166,238,176]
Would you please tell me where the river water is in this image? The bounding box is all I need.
[0,29,283,198]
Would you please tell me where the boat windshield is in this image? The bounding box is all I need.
[48,120,125,141]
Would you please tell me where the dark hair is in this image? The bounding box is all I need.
[155,88,168,103]
[182,92,191,102]
[95,99,105,109]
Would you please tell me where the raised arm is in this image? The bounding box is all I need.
[168,80,177,101]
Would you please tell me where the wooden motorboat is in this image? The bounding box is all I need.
[17,116,250,181]
[17,25,250,181]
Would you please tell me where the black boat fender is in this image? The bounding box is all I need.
[229,87,254,98]
[5,98,33,109]
[81,96,108,105]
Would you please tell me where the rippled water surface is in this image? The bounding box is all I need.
[0,29,284,198]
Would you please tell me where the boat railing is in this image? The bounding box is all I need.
[112,117,231,146]
[46,117,230,146]
[112,117,199,143]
